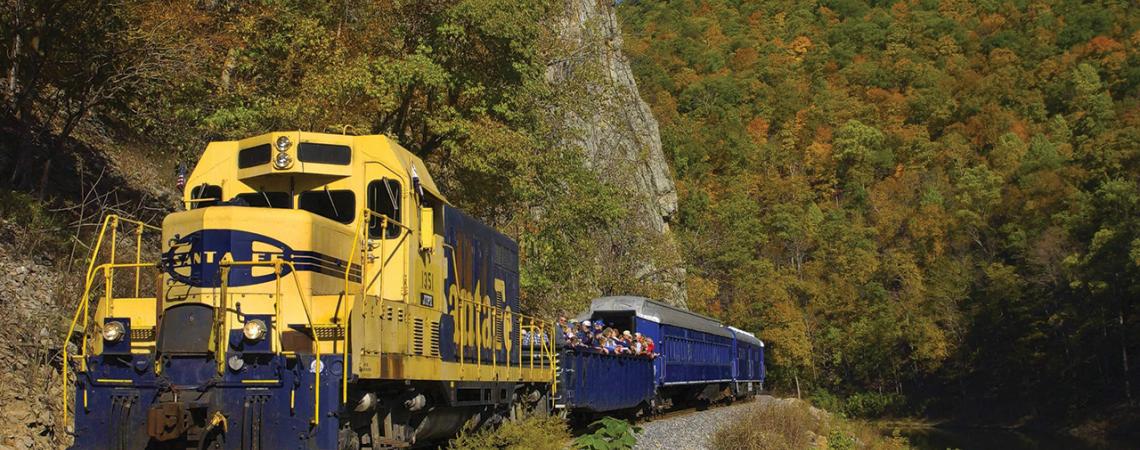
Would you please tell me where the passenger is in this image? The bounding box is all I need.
[555,325,569,348]
[578,321,593,346]
[594,327,608,348]
[613,330,631,354]
[601,337,617,354]
[600,328,615,348]
[631,333,644,355]
[645,337,656,358]
[623,331,635,353]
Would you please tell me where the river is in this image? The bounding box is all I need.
[891,426,1136,450]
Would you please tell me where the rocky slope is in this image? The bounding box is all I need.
[0,251,71,450]
[0,122,179,449]
[546,0,687,305]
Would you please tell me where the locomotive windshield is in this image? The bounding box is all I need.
[298,189,355,223]
[234,191,291,208]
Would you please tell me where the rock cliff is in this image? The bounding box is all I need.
[546,0,686,306]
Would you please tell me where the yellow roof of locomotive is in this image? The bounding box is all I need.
[184,131,447,202]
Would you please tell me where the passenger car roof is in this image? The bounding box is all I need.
[580,296,734,339]
[727,326,764,347]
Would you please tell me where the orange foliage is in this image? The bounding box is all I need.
[1087,36,1123,53]
[731,47,759,71]
[746,117,770,146]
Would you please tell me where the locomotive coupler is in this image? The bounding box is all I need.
[147,402,189,441]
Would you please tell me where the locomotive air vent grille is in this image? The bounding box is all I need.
[413,318,425,355]
[313,326,345,340]
[131,327,156,341]
[429,321,440,357]
[385,307,393,321]
[398,308,405,322]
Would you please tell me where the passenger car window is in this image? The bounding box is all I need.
[298,190,355,224]
[366,179,401,238]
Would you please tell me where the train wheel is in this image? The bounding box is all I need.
[198,430,224,450]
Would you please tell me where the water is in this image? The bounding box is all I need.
[891,426,1136,450]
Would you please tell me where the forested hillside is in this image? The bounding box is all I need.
[619,0,1139,424]
[1,1,680,446]
[1,0,688,313]
[3,0,1139,444]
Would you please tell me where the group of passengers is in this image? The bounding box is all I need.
[556,316,656,357]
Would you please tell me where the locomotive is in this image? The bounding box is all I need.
[63,132,557,449]
[61,131,765,449]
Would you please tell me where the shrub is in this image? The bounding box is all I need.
[447,415,569,450]
[809,390,843,414]
[712,400,827,450]
[573,416,641,450]
[711,399,912,450]
[842,393,906,419]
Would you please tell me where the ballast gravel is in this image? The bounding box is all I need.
[634,395,775,450]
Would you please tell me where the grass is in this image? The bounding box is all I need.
[447,415,570,450]
[711,399,912,450]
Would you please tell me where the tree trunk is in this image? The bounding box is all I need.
[1121,302,1133,405]
[794,371,802,399]
[6,30,18,113]
[37,156,50,200]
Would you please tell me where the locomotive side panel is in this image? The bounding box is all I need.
[440,205,521,367]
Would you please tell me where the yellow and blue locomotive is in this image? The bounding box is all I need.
[63,132,556,449]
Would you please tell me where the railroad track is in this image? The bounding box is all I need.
[569,395,760,436]
[634,395,773,450]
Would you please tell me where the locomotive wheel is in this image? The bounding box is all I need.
[198,430,224,450]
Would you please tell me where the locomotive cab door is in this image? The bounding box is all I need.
[351,163,411,377]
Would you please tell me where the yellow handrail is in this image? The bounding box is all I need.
[220,259,323,426]
[339,209,412,403]
[63,214,160,426]
[62,262,157,425]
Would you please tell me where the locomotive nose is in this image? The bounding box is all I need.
[162,206,344,289]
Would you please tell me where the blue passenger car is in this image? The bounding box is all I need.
[728,326,765,396]
[574,296,764,410]
[557,349,655,413]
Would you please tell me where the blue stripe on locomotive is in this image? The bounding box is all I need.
[439,205,521,366]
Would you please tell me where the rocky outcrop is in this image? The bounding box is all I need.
[546,0,686,305]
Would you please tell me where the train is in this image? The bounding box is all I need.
[557,296,764,417]
[61,131,763,449]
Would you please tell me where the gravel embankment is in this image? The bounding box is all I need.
[635,395,774,450]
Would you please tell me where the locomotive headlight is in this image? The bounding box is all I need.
[102,321,126,342]
[243,319,267,341]
[274,152,292,169]
[275,136,292,152]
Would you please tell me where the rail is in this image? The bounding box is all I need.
[61,214,160,426]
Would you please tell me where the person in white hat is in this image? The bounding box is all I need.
[577,321,592,346]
